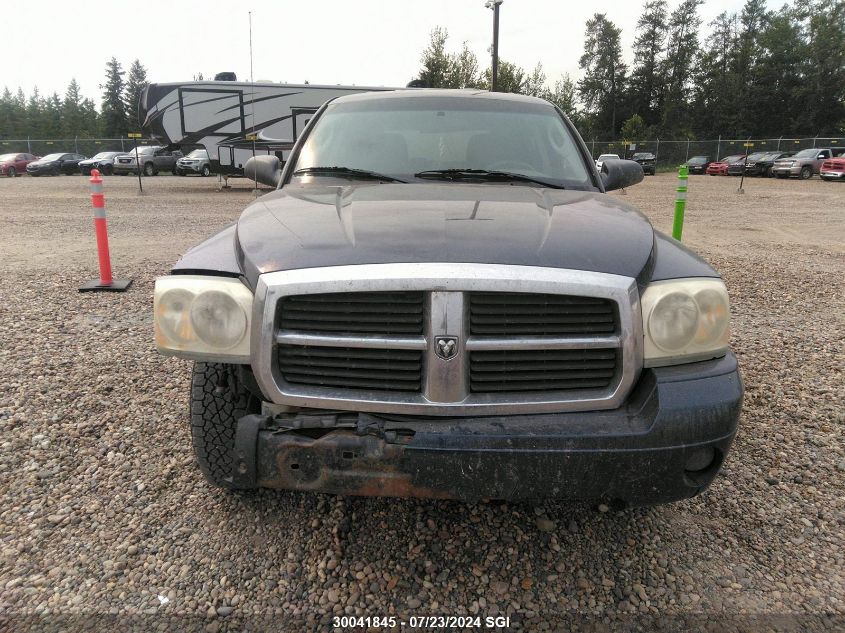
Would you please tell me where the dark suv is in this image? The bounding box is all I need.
[631,152,656,175]
[153,91,742,506]
[685,156,710,174]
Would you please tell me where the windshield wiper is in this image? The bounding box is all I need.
[292,166,406,183]
[414,168,564,189]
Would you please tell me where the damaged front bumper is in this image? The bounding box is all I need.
[232,353,742,505]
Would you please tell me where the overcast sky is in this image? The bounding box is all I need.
[6,0,778,103]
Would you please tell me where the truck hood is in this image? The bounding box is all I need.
[235,183,656,287]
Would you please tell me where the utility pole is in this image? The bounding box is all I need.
[485,0,503,91]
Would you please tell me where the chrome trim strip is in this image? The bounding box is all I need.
[466,335,621,351]
[424,291,467,403]
[276,332,427,350]
[252,263,642,416]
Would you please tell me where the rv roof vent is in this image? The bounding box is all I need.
[214,72,237,82]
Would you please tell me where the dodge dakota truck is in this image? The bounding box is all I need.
[154,90,743,506]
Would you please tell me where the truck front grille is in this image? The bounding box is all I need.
[254,264,641,415]
[279,291,424,335]
[469,348,618,393]
[469,292,616,335]
[278,344,423,392]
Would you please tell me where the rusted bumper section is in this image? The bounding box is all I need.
[233,354,743,505]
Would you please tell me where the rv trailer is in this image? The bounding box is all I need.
[139,81,395,177]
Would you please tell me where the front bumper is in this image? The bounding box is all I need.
[772,165,799,176]
[177,162,202,173]
[113,162,138,173]
[234,353,743,505]
[820,171,845,180]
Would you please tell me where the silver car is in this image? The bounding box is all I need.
[772,147,842,180]
[175,149,212,177]
[113,146,183,176]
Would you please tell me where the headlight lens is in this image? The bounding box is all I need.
[154,276,252,361]
[190,290,247,348]
[641,278,730,367]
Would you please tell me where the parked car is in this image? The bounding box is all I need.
[744,151,794,177]
[0,152,39,177]
[175,149,212,176]
[153,90,742,506]
[685,155,710,174]
[706,155,744,176]
[820,157,845,181]
[631,152,656,175]
[595,153,620,170]
[726,152,767,176]
[78,151,124,176]
[25,152,86,176]
[113,146,182,176]
[772,147,845,179]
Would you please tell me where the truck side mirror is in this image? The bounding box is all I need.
[600,159,644,191]
[245,155,282,188]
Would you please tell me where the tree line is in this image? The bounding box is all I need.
[2,0,842,143]
[411,0,844,140]
[0,57,148,140]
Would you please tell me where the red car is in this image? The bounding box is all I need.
[706,154,745,176]
[820,157,845,181]
[0,152,39,177]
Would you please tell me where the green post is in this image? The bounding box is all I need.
[672,164,688,241]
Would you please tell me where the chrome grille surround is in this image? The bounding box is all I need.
[252,263,642,415]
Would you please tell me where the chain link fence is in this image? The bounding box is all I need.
[0,138,158,157]
[588,137,845,168]
[4,135,844,169]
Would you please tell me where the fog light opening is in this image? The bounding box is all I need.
[685,447,717,473]
[683,447,724,487]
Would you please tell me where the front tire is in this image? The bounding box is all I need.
[201,164,211,177]
[800,166,812,180]
[190,362,260,489]
[7,167,15,178]
[143,162,155,177]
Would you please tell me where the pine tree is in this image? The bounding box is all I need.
[63,79,86,137]
[661,0,703,133]
[444,43,481,89]
[578,13,627,136]
[124,59,149,130]
[416,27,451,87]
[548,74,579,120]
[797,0,845,134]
[629,0,668,127]
[100,57,127,138]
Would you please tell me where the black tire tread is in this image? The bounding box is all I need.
[190,362,258,489]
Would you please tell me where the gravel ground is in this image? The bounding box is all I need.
[0,173,843,631]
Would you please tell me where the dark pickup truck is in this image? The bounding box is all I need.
[154,90,742,506]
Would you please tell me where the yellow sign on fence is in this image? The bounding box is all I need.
[127,133,142,139]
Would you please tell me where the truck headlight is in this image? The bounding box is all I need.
[154,276,252,362]
[641,278,730,367]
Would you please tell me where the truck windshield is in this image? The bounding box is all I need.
[292,96,592,189]
[794,148,819,158]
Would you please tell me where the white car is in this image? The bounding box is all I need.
[595,154,620,170]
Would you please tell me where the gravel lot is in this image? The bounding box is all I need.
[1,173,843,631]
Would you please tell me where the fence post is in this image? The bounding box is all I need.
[672,165,688,241]
[591,137,595,157]
[75,136,78,153]
[27,136,31,153]
[716,135,721,160]
[777,136,782,150]
[685,138,690,162]
[655,138,660,163]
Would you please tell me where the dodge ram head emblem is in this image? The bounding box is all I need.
[434,336,458,360]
